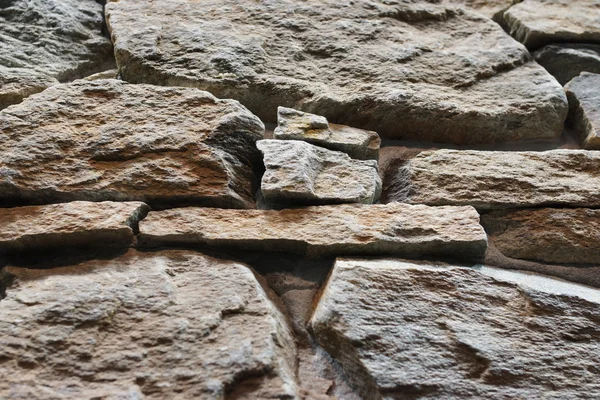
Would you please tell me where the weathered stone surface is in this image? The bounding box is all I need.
[0,0,113,108]
[534,43,600,86]
[274,107,380,160]
[0,250,298,399]
[482,207,600,265]
[450,0,518,20]
[565,72,600,149]
[384,149,600,209]
[310,258,600,400]
[0,79,265,208]
[106,0,567,144]
[504,0,600,50]
[0,201,148,254]
[0,67,58,110]
[258,140,381,205]
[138,203,488,261]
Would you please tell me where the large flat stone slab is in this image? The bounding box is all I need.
[504,0,600,50]
[383,149,600,209]
[482,207,600,265]
[0,79,265,208]
[534,43,600,86]
[258,139,381,206]
[274,107,380,160]
[0,201,148,254]
[138,203,488,262]
[105,0,567,144]
[310,258,600,400]
[0,0,113,109]
[565,72,600,149]
[0,250,298,399]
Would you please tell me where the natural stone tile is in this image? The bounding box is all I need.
[0,79,265,208]
[273,107,380,160]
[0,249,298,399]
[0,201,148,254]
[534,43,600,86]
[105,0,567,144]
[504,0,600,50]
[258,139,381,206]
[310,258,600,400]
[138,203,488,262]
[383,149,600,209]
[481,207,600,265]
[0,0,113,108]
[565,72,600,149]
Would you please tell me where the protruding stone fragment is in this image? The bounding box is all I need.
[504,0,600,50]
[482,207,600,265]
[0,79,265,208]
[258,140,381,205]
[138,203,488,262]
[106,0,567,144]
[565,72,600,149]
[450,0,518,20]
[0,201,148,254]
[274,107,380,160]
[310,258,600,400]
[534,43,600,85]
[384,149,600,209]
[0,250,299,399]
[0,0,113,108]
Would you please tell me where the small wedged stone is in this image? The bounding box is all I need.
[310,258,600,400]
[0,201,148,254]
[565,72,600,149]
[0,79,265,208]
[481,207,600,265]
[0,0,114,108]
[383,149,600,209]
[274,107,380,160]
[106,0,567,144]
[138,203,488,262]
[504,0,600,50]
[450,0,519,20]
[258,140,381,205]
[534,43,600,86]
[0,249,298,399]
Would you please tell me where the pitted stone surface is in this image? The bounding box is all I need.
[274,107,380,160]
[310,258,600,400]
[0,0,113,108]
[383,149,600,209]
[106,0,567,144]
[0,201,148,254]
[534,43,600,86]
[138,203,488,262]
[0,79,265,208]
[258,139,381,206]
[0,250,298,400]
[482,207,600,265]
[565,72,600,150]
[504,0,600,50]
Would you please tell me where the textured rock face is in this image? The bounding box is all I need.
[0,250,298,399]
[258,140,381,205]
[505,0,600,50]
[138,203,488,261]
[0,79,265,208]
[0,201,148,254]
[384,149,600,209]
[565,72,600,149]
[106,0,567,144]
[310,258,600,400]
[534,43,600,85]
[274,107,380,160]
[482,208,600,265]
[0,0,113,108]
